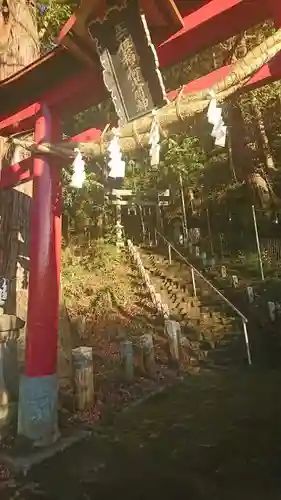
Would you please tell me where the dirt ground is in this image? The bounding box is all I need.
[2,367,281,500]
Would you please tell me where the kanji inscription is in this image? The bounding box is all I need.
[88,0,167,124]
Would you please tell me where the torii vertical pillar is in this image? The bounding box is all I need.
[18,105,62,446]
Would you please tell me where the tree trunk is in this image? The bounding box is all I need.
[0,0,39,364]
[251,96,277,173]
[228,101,273,208]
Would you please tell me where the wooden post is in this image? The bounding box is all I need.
[201,252,207,266]
[168,244,172,264]
[209,257,216,268]
[155,293,163,314]
[148,284,156,304]
[138,205,145,243]
[162,303,170,319]
[179,173,189,245]
[268,301,276,322]
[120,340,134,380]
[221,265,227,278]
[165,320,181,365]
[140,334,155,376]
[219,233,224,260]
[206,207,214,256]
[115,194,124,249]
[252,205,265,281]
[246,286,254,304]
[190,267,197,297]
[72,347,94,411]
[232,275,239,288]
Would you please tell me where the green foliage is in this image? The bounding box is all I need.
[160,135,205,185]
[62,162,104,229]
[36,3,281,228]
[62,241,134,320]
[37,0,77,50]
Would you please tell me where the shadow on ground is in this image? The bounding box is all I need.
[2,368,281,500]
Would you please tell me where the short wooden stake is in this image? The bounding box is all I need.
[120,341,134,380]
[72,347,94,411]
[232,275,239,288]
[162,303,170,319]
[201,252,207,266]
[140,334,155,376]
[221,265,227,278]
[148,284,156,303]
[155,293,163,314]
[209,257,216,268]
[268,301,276,322]
[246,286,254,304]
[165,320,181,364]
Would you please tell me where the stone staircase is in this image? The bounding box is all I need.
[165,242,281,368]
[199,263,281,368]
[139,248,249,369]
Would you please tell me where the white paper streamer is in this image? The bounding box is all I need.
[70,149,86,188]
[207,93,227,147]
[108,128,126,178]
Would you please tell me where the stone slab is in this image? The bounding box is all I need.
[0,429,91,476]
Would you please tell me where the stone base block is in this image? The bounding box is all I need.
[18,374,59,447]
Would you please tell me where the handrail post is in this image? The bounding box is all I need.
[179,173,189,245]
[168,243,172,265]
[191,267,196,297]
[242,319,252,366]
[252,205,264,281]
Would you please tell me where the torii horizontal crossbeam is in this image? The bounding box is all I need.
[0,0,272,133]
[1,46,280,190]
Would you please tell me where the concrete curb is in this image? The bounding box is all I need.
[0,429,91,476]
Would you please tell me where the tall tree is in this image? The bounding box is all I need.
[0,0,39,360]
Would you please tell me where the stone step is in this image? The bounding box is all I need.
[138,247,247,366]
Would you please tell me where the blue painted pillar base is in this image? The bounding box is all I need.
[17,374,60,447]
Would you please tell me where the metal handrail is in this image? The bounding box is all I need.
[155,230,247,322]
[155,230,252,366]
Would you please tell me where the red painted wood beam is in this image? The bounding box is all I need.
[61,0,269,70]
[0,103,39,134]
[269,0,281,26]
[0,157,33,189]
[0,71,104,136]
[158,0,270,67]
[70,127,102,142]
[0,0,271,132]
[2,49,281,192]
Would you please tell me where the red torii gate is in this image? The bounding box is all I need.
[0,0,280,445]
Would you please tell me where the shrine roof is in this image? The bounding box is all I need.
[0,0,271,125]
